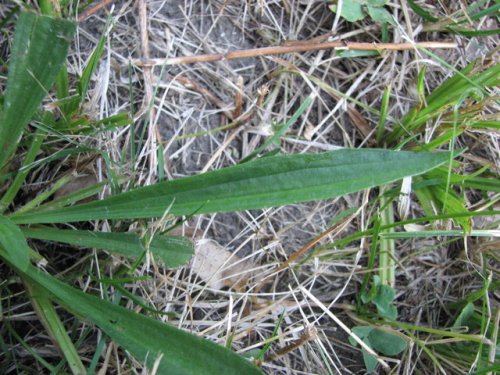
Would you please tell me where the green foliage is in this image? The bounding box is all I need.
[22,227,193,268]
[0,215,30,272]
[361,276,398,320]
[23,265,263,375]
[380,61,499,231]
[349,326,407,373]
[0,12,75,168]
[0,11,454,374]
[407,0,500,36]
[329,0,395,25]
[11,149,451,224]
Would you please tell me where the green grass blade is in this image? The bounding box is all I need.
[22,227,193,268]
[23,281,86,374]
[0,215,30,271]
[0,129,45,213]
[78,17,108,103]
[406,0,438,21]
[0,12,75,168]
[376,85,391,146]
[380,229,499,239]
[13,149,452,224]
[378,186,395,287]
[240,94,314,163]
[23,266,263,375]
[462,177,500,193]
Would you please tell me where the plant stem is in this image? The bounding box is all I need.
[133,41,457,66]
[379,186,395,287]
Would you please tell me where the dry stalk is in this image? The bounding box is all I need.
[138,0,164,180]
[77,0,113,22]
[275,212,357,273]
[133,41,457,67]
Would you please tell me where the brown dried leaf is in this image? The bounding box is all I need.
[191,239,252,291]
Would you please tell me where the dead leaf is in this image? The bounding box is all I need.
[191,239,253,291]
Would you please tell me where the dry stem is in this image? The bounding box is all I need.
[133,41,457,67]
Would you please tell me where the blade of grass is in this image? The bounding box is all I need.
[14,174,74,215]
[22,227,193,268]
[406,0,438,22]
[376,85,391,146]
[380,229,500,239]
[20,265,263,375]
[322,210,499,251]
[379,186,395,287]
[11,149,452,224]
[241,94,314,163]
[0,129,45,213]
[0,216,29,272]
[23,281,86,374]
[0,12,75,168]
[4,321,59,373]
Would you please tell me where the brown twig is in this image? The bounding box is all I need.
[133,41,457,67]
[138,0,165,178]
[275,213,357,274]
[77,0,114,22]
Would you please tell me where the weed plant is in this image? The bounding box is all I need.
[0,1,498,374]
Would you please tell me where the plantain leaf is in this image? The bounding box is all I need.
[0,12,76,168]
[0,215,30,271]
[12,149,451,224]
[23,266,262,375]
[368,329,407,356]
[22,227,193,268]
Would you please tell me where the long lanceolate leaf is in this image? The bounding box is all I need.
[0,12,76,168]
[22,227,193,268]
[13,149,451,224]
[23,266,262,375]
[0,215,29,271]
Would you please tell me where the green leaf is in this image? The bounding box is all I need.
[240,94,314,163]
[349,327,379,373]
[0,12,75,168]
[367,0,387,6]
[452,302,475,330]
[22,227,193,268]
[0,215,30,271]
[406,0,438,22]
[330,1,365,22]
[373,284,397,320]
[368,329,407,356]
[23,266,263,375]
[12,149,452,224]
[77,19,108,103]
[349,326,374,345]
[367,5,395,25]
[362,348,378,373]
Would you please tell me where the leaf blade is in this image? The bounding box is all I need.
[22,227,193,268]
[0,12,76,168]
[13,149,451,224]
[0,215,30,271]
[24,267,263,375]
